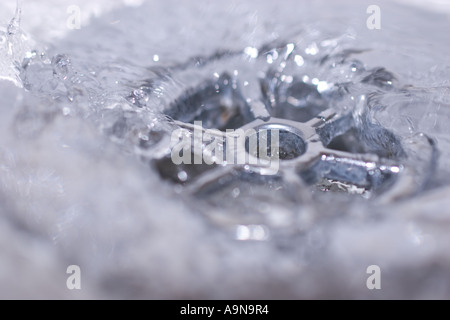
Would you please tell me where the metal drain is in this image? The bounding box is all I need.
[143,42,437,229]
[244,123,307,161]
[155,70,406,197]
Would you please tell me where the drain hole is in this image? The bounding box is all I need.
[326,128,366,154]
[165,72,254,131]
[298,156,398,191]
[261,72,329,123]
[152,154,217,184]
[318,113,405,159]
[245,126,307,160]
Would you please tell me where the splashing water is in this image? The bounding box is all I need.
[1,0,450,299]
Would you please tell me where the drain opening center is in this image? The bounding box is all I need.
[245,124,307,161]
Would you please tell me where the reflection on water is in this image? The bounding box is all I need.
[1,0,450,299]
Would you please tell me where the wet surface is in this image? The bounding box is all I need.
[1,0,450,299]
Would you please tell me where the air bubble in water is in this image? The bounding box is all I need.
[52,54,71,81]
[127,88,149,107]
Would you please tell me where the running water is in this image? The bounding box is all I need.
[1,0,450,299]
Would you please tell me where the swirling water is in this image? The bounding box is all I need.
[1,0,450,299]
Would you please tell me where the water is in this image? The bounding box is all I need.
[1,0,450,299]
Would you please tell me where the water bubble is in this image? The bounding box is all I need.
[177,171,188,182]
[294,55,304,67]
[62,107,71,116]
[305,42,319,55]
[235,225,269,241]
[349,60,364,73]
[24,50,36,59]
[7,12,20,36]
[127,88,149,107]
[51,54,71,81]
[244,46,258,59]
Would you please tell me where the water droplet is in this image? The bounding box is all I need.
[390,166,400,173]
[305,42,319,55]
[349,60,364,72]
[127,88,149,107]
[7,8,20,36]
[52,54,71,81]
[235,225,269,241]
[177,171,188,182]
[317,81,332,93]
[285,43,295,57]
[24,51,36,59]
[294,55,304,67]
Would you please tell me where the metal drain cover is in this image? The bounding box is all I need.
[143,42,437,231]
